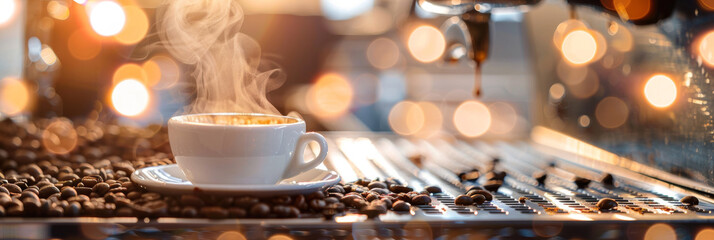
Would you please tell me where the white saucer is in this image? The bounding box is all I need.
[131,164,340,197]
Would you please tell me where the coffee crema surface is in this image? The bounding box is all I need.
[173,113,299,126]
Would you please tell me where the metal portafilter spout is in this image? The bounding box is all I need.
[461,10,491,97]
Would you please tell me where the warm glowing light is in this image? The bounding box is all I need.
[217,231,246,240]
[595,97,629,129]
[42,118,78,155]
[320,0,374,20]
[0,0,17,25]
[561,30,597,65]
[111,79,150,117]
[553,19,587,50]
[700,0,714,11]
[613,0,651,21]
[388,101,425,136]
[556,59,588,85]
[578,115,591,127]
[407,25,446,63]
[609,22,633,52]
[644,224,676,240]
[698,31,714,67]
[114,4,148,45]
[89,1,126,36]
[113,63,147,85]
[644,74,677,108]
[549,83,565,101]
[68,30,102,60]
[695,229,714,240]
[415,101,443,138]
[143,55,180,89]
[453,100,491,138]
[74,0,88,4]
[366,37,400,69]
[0,77,30,116]
[40,46,58,66]
[307,73,353,119]
[47,0,70,20]
[488,102,518,135]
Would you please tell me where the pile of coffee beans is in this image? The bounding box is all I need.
[0,118,445,219]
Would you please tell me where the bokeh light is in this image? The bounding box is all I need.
[113,63,147,85]
[415,101,443,138]
[389,101,424,136]
[0,77,30,116]
[89,1,126,37]
[143,55,180,89]
[320,0,373,20]
[74,0,88,4]
[643,223,676,240]
[549,83,566,101]
[111,79,150,117]
[695,228,714,240]
[557,59,588,85]
[595,97,629,129]
[217,231,247,240]
[407,25,446,63]
[553,19,587,50]
[114,4,148,45]
[488,102,518,135]
[453,100,491,138]
[47,0,70,20]
[613,0,651,21]
[0,0,17,25]
[42,118,78,155]
[700,0,714,11]
[644,74,677,108]
[608,22,633,52]
[68,30,102,60]
[366,37,400,69]
[561,30,597,65]
[566,68,600,99]
[307,73,354,119]
[698,31,714,67]
[40,45,58,66]
[578,115,591,127]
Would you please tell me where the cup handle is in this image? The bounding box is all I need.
[282,132,328,179]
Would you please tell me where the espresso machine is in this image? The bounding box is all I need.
[1,0,714,239]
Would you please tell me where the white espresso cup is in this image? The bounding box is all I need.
[168,113,328,185]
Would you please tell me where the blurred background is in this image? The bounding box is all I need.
[1,0,714,186]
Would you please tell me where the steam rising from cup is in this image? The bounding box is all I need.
[155,0,283,115]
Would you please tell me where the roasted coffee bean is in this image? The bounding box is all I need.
[65,202,81,217]
[324,197,339,205]
[271,195,291,205]
[127,191,142,200]
[533,172,547,185]
[104,193,117,203]
[2,183,21,193]
[601,173,615,186]
[22,197,41,216]
[455,195,474,205]
[424,186,442,194]
[24,164,43,179]
[141,193,162,201]
[59,174,80,182]
[47,206,63,217]
[0,205,5,217]
[388,185,413,193]
[518,196,529,203]
[309,199,326,210]
[116,207,133,217]
[286,206,300,218]
[92,182,109,196]
[20,191,39,202]
[180,195,205,207]
[483,180,503,192]
[249,203,270,218]
[459,169,480,182]
[596,198,618,210]
[681,196,699,206]
[228,207,247,218]
[38,185,60,198]
[411,194,431,205]
[180,206,198,218]
[355,178,371,187]
[326,185,345,194]
[327,192,343,199]
[485,171,507,181]
[467,190,492,201]
[134,201,168,217]
[0,186,7,195]
[292,195,307,210]
[81,177,98,188]
[367,181,387,190]
[233,196,258,209]
[370,188,390,195]
[471,194,486,205]
[360,205,386,218]
[574,177,591,189]
[75,187,92,196]
[307,191,325,200]
[200,206,228,219]
[392,200,411,212]
[365,193,380,202]
[7,206,23,217]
